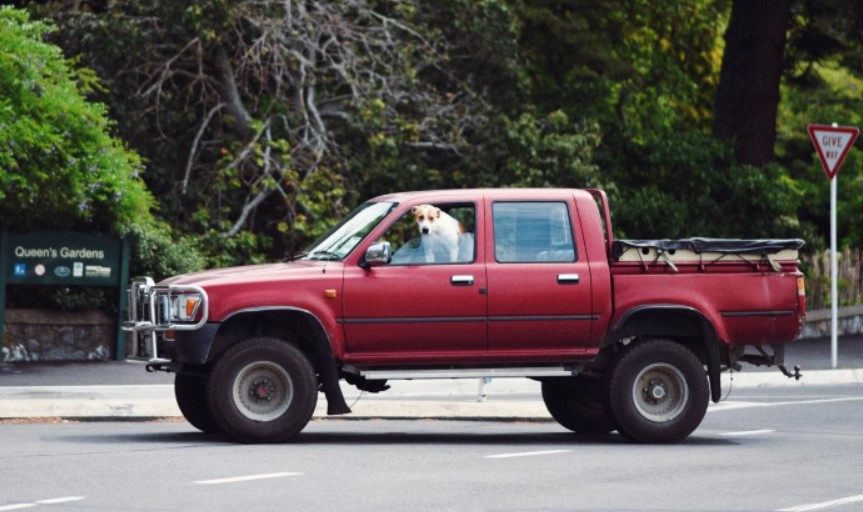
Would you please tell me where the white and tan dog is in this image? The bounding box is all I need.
[411,204,467,263]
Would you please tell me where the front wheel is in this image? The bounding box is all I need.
[541,377,614,434]
[207,337,318,443]
[175,371,221,434]
[605,339,708,443]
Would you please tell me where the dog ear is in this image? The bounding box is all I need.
[433,207,441,218]
[411,206,419,215]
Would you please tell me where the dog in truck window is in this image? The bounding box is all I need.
[411,204,469,263]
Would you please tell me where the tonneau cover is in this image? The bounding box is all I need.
[612,238,805,260]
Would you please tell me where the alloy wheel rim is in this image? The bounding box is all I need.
[632,362,689,422]
[232,361,294,421]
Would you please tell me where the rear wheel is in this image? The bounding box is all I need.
[175,372,221,434]
[605,339,708,443]
[541,377,614,434]
[207,337,318,443]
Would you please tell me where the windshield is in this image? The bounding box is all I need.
[298,201,397,261]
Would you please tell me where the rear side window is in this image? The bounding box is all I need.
[493,202,576,263]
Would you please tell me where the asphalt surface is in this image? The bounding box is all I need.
[0,336,861,420]
[6,395,863,512]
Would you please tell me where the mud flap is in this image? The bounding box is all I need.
[705,333,722,403]
[316,352,351,415]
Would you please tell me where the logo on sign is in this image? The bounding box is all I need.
[54,266,72,278]
[34,264,46,277]
[13,263,26,277]
[73,262,84,277]
[85,265,111,278]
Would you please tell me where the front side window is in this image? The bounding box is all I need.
[493,202,576,263]
[377,203,476,265]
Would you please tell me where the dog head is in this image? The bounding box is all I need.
[411,204,441,235]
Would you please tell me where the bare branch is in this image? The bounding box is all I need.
[183,103,225,195]
[221,187,271,238]
[105,0,488,241]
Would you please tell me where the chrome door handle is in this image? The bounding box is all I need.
[451,275,475,286]
[557,273,580,284]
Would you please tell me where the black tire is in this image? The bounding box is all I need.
[207,337,318,443]
[605,339,709,444]
[175,372,222,434]
[541,377,614,434]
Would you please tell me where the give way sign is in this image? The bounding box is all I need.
[808,124,860,180]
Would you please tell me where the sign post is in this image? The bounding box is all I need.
[807,123,860,369]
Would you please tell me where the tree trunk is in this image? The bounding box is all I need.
[211,44,253,141]
[713,0,792,166]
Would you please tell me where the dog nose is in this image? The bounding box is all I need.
[421,227,430,234]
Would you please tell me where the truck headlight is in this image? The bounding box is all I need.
[172,294,203,322]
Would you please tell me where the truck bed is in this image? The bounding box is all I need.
[609,238,806,346]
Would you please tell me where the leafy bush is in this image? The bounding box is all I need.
[0,7,152,235]
[0,7,203,309]
[606,131,805,240]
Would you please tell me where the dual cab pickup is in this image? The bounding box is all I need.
[125,188,805,443]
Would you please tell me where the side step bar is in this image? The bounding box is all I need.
[356,367,577,380]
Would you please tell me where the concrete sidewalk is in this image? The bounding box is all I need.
[2,369,862,421]
[1,336,862,421]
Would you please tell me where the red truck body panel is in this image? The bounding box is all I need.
[162,188,804,368]
[610,264,803,345]
[163,262,349,358]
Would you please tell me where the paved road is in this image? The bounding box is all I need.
[2,330,860,511]
[2,383,862,512]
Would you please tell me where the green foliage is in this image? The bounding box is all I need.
[422,0,525,112]
[0,6,153,235]
[517,0,725,132]
[126,222,206,280]
[351,108,602,202]
[485,110,602,188]
[0,6,204,311]
[607,131,805,240]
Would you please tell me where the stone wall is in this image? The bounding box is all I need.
[800,305,863,339]
[2,309,114,362]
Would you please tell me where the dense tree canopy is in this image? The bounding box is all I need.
[8,0,863,271]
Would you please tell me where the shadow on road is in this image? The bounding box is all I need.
[55,426,735,447]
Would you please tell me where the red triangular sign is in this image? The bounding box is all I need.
[808,124,859,180]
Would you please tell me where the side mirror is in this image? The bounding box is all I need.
[364,241,391,267]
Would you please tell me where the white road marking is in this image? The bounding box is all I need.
[710,396,863,413]
[0,497,85,512]
[0,505,37,512]
[777,494,863,512]
[34,497,86,505]
[720,429,776,437]
[194,472,302,485]
[485,449,571,459]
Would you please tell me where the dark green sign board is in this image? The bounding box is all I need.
[5,232,122,286]
[0,231,130,361]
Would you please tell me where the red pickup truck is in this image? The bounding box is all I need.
[125,188,805,444]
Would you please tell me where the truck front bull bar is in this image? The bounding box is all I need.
[122,277,209,367]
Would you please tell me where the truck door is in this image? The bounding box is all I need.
[486,199,594,353]
[342,201,487,358]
